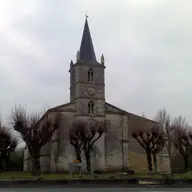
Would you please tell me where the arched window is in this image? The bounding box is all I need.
[88,100,94,114]
[88,68,93,82]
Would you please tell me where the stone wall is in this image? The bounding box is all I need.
[105,113,129,170]
[105,103,158,171]
[73,116,106,172]
[23,103,77,173]
[23,141,51,173]
[76,99,105,116]
[73,64,105,84]
[128,113,156,154]
[128,113,160,171]
[23,100,158,173]
[23,149,31,172]
[56,111,76,172]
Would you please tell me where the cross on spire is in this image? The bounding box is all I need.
[85,13,88,19]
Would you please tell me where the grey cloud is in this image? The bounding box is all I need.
[0,0,192,129]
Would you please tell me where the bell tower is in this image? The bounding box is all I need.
[69,16,106,118]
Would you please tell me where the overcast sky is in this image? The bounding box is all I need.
[0,0,192,128]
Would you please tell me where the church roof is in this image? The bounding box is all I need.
[79,17,97,62]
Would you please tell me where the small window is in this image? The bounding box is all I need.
[88,68,93,82]
[88,100,94,114]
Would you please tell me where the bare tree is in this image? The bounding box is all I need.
[155,109,173,174]
[70,120,105,173]
[11,105,59,175]
[132,125,163,173]
[0,118,17,172]
[69,124,83,163]
[151,125,165,173]
[172,116,191,172]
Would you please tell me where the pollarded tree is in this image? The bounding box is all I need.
[69,122,83,163]
[151,125,165,173]
[70,120,106,173]
[132,124,163,173]
[154,109,174,174]
[0,119,17,172]
[11,105,59,175]
[172,116,192,172]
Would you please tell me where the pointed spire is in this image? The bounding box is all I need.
[79,16,97,62]
[70,60,73,68]
[101,54,104,65]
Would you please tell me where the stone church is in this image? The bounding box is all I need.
[23,17,156,173]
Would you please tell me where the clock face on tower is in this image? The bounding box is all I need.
[87,86,96,96]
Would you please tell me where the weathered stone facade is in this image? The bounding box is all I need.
[23,18,156,173]
[23,103,129,172]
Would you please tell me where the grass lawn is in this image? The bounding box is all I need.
[0,171,192,180]
[0,172,126,180]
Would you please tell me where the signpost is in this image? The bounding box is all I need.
[68,162,82,175]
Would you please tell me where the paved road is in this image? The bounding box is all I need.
[0,187,192,192]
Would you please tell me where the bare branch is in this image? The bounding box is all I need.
[70,120,106,172]
[154,108,171,134]
[37,112,60,146]
[172,116,191,171]
[132,123,164,172]
[10,105,29,135]
[154,109,173,155]
[10,105,60,175]
[151,124,165,154]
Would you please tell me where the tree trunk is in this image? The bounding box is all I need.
[75,148,82,174]
[152,153,157,173]
[75,148,82,163]
[146,151,152,173]
[85,151,91,173]
[184,155,189,172]
[31,149,41,176]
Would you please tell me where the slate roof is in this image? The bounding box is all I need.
[79,18,97,62]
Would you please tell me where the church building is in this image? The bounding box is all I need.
[23,17,155,173]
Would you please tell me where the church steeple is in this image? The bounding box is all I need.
[79,16,97,62]
[70,16,105,108]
